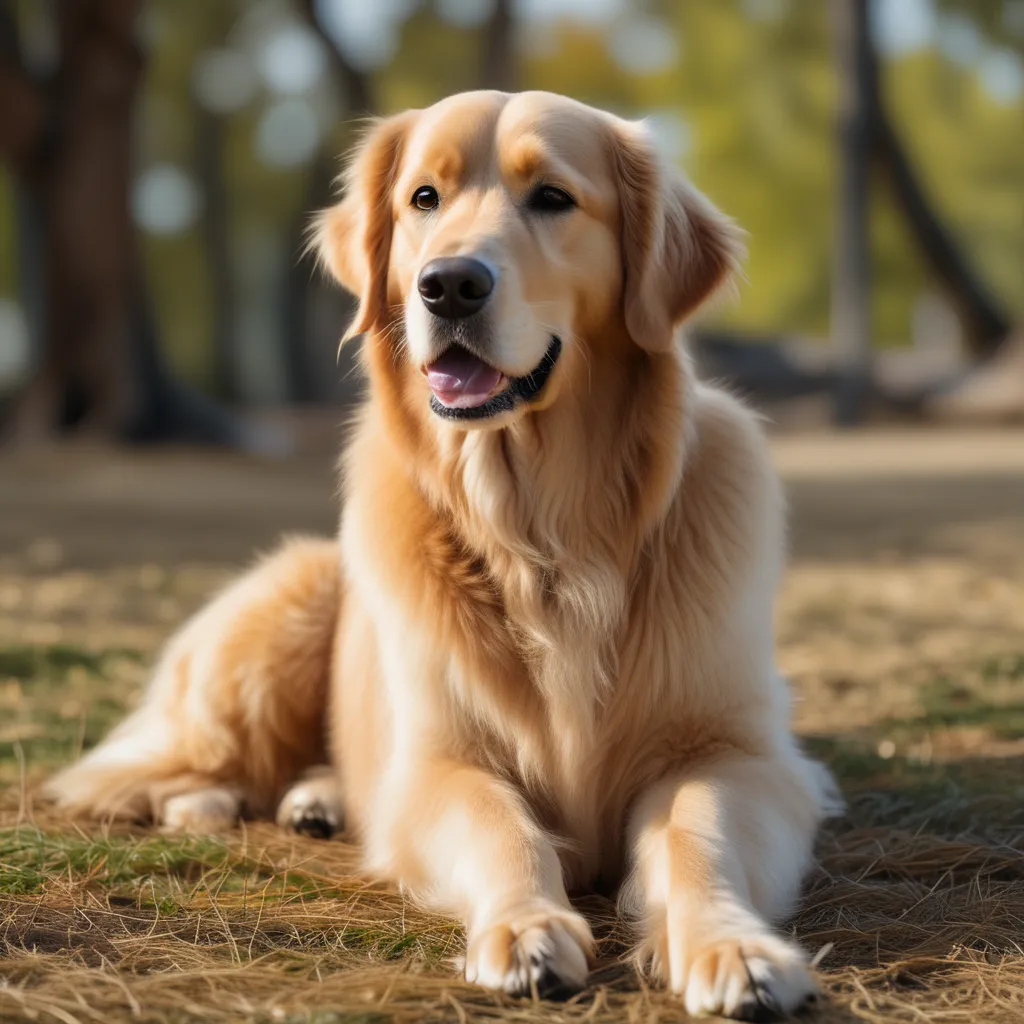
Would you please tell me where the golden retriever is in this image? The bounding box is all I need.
[49,91,839,1020]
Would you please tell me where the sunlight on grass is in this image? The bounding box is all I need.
[2,623,1024,1020]
[0,827,233,895]
[0,642,145,788]
[0,643,141,682]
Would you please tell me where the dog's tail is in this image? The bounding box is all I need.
[44,535,343,823]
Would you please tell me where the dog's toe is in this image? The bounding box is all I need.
[466,904,592,1000]
[680,934,817,1021]
[290,801,337,840]
[275,767,344,840]
[532,960,582,1002]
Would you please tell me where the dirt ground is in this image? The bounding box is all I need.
[2,425,1023,1023]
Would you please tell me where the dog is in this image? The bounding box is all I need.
[48,91,839,1020]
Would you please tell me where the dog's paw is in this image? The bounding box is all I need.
[465,902,593,1000]
[648,925,817,1021]
[276,768,343,840]
[161,788,240,833]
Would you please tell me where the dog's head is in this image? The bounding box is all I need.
[318,91,742,428]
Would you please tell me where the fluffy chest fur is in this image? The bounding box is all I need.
[340,361,782,885]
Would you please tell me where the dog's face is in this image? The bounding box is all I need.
[319,91,741,429]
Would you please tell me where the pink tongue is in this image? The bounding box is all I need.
[426,347,504,409]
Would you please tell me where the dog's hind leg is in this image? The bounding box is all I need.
[163,786,243,833]
[45,536,342,832]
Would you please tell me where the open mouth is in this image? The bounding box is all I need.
[424,336,562,421]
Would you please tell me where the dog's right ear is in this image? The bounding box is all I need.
[610,119,744,353]
[315,111,418,340]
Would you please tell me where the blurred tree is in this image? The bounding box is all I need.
[193,7,241,402]
[297,0,372,116]
[0,0,142,439]
[480,0,517,92]
[830,0,873,424]
[634,1,841,336]
[637,0,1022,349]
[288,0,375,404]
[828,0,1016,422]
[866,10,1013,359]
[934,0,1024,57]
[0,0,270,447]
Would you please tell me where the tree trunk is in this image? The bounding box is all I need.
[7,0,142,439]
[290,0,375,405]
[829,0,874,425]
[480,0,517,92]
[0,2,48,179]
[0,0,275,448]
[283,148,348,404]
[195,99,238,401]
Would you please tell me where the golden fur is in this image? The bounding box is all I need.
[49,91,839,1019]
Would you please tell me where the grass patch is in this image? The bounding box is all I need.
[3,553,1024,1021]
[0,643,142,683]
[0,827,234,895]
[0,643,145,786]
[0,826,392,917]
[336,925,455,963]
[912,675,1024,737]
[804,654,1024,803]
[979,653,1024,683]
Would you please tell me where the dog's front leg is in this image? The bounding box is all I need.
[623,751,828,1020]
[370,758,593,998]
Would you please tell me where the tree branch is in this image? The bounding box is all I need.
[870,108,1011,357]
[857,1,1012,358]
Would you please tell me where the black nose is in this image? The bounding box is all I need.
[417,257,494,319]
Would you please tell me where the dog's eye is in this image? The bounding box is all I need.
[527,185,576,214]
[412,185,439,211]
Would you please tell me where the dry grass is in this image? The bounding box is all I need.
[2,432,1024,1023]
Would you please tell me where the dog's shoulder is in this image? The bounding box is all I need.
[689,381,776,487]
[658,380,784,592]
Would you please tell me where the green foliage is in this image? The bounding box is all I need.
[640,0,1023,341]
[886,49,1024,322]
[658,2,840,336]
[935,0,1024,58]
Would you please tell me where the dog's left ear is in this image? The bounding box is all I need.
[315,111,418,340]
[611,121,745,352]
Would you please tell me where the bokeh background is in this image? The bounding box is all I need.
[0,0,1022,440]
[3,5,1024,1023]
